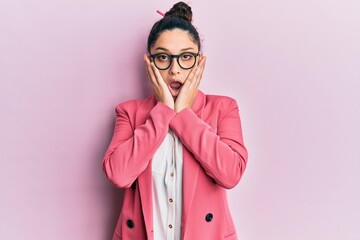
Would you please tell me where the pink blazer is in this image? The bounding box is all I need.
[102,90,248,240]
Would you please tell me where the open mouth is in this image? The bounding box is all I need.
[169,80,182,96]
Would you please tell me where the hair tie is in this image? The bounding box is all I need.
[156,10,165,17]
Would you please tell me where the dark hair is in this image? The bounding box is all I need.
[147,1,201,53]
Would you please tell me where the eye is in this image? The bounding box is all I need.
[156,54,170,62]
[181,53,194,61]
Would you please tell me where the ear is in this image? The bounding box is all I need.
[197,52,204,65]
[146,53,153,62]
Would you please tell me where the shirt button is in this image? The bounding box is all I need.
[169,198,173,203]
[205,213,214,222]
[126,219,134,228]
[170,172,174,177]
[168,224,173,229]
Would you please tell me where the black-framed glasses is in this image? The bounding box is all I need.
[149,52,199,70]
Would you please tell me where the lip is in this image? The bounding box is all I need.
[169,79,182,84]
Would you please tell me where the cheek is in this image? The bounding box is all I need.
[184,70,192,79]
[159,71,169,83]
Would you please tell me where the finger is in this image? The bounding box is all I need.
[198,55,206,66]
[184,65,199,85]
[183,55,206,86]
[198,57,206,83]
[195,66,204,89]
[192,57,206,88]
[197,52,204,66]
[192,66,203,88]
[150,62,166,87]
[191,63,204,85]
[198,53,205,66]
[143,55,152,78]
[144,56,158,87]
[196,56,206,77]
[144,59,152,81]
[144,62,155,85]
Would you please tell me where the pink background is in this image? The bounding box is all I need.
[1,0,359,239]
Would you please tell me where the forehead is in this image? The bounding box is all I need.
[152,28,198,52]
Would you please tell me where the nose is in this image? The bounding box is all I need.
[169,57,181,75]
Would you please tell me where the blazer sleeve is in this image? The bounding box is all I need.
[102,101,176,188]
[169,98,248,189]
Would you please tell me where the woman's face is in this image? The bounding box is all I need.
[149,28,200,99]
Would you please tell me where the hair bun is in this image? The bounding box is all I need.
[165,1,192,22]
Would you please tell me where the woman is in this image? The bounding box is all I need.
[102,2,248,239]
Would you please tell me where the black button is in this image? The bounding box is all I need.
[126,219,134,228]
[131,181,136,190]
[205,213,213,222]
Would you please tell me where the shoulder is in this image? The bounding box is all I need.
[201,93,241,122]
[204,93,238,109]
[114,95,154,114]
[205,93,236,103]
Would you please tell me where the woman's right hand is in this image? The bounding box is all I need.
[144,54,174,110]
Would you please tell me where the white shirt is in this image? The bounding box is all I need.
[152,129,183,240]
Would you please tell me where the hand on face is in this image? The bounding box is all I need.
[144,53,206,113]
[174,54,206,113]
[144,54,174,110]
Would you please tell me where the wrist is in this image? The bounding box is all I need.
[162,100,174,110]
[175,105,190,113]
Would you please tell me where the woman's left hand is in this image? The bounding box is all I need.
[174,55,206,113]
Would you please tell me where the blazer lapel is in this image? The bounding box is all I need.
[135,95,157,238]
[181,90,206,237]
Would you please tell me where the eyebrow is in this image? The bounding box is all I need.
[154,47,195,51]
